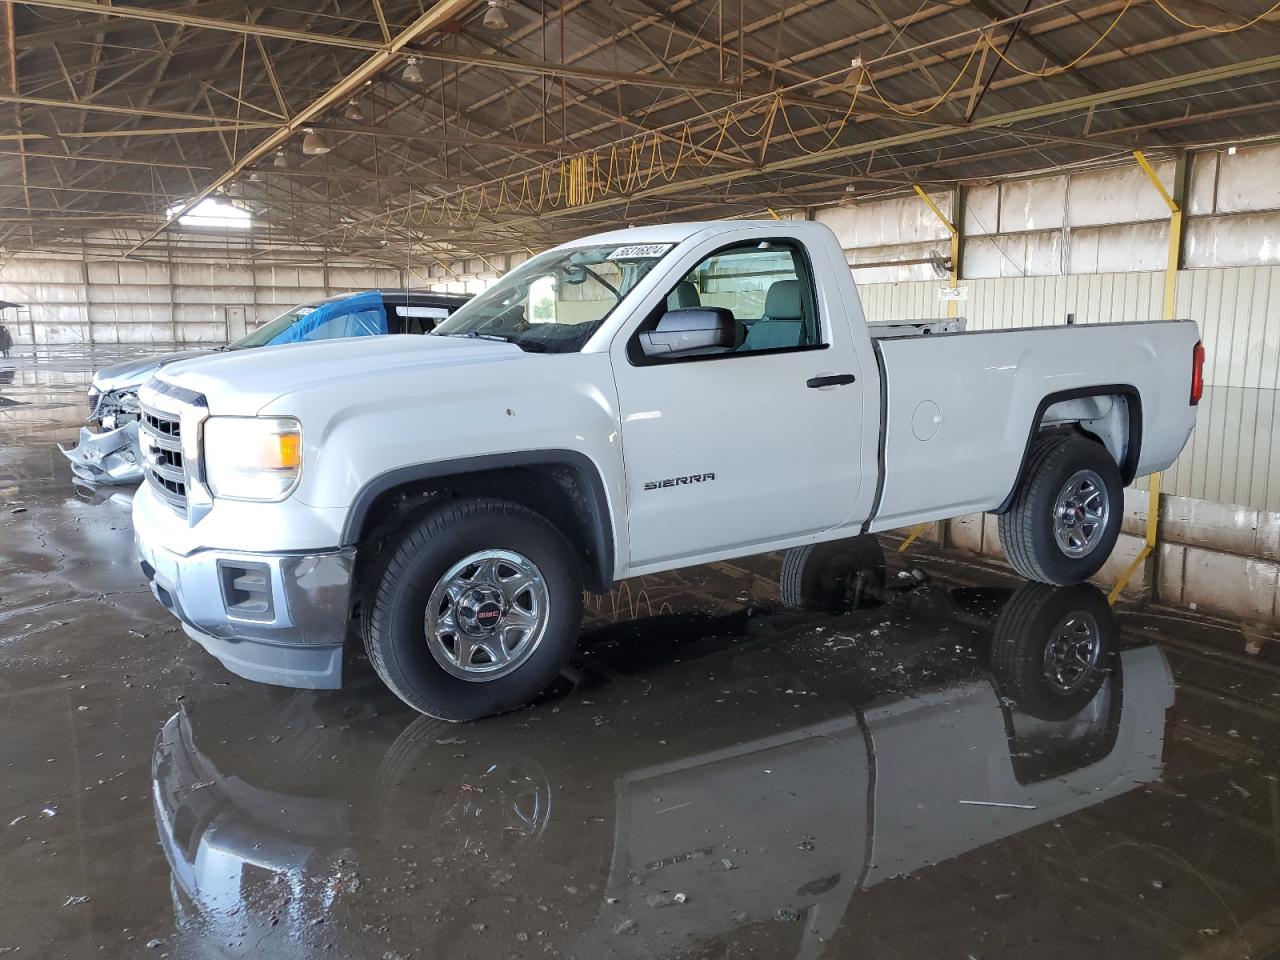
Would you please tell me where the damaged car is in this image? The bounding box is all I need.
[61,288,470,485]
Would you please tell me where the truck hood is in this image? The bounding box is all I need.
[93,349,211,393]
[155,334,527,415]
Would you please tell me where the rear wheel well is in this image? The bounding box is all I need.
[994,387,1140,514]
[349,463,613,602]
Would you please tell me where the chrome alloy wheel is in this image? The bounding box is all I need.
[1041,611,1102,693]
[424,550,550,681]
[1052,469,1110,558]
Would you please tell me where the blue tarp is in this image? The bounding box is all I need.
[268,290,388,346]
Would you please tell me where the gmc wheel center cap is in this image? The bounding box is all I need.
[458,587,505,634]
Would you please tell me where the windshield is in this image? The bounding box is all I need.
[228,303,318,350]
[430,242,673,353]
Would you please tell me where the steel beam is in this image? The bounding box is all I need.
[4,1,28,211]
[15,0,750,95]
[0,146,210,169]
[124,0,481,256]
[345,51,1280,242]
[0,91,274,126]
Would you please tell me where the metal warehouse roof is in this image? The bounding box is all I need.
[4,0,1280,267]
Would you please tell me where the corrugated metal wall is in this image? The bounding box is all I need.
[858,265,1280,511]
[1162,266,1280,510]
[0,256,505,346]
[0,256,410,345]
[857,272,1166,329]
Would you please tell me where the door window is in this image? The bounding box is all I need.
[632,239,822,363]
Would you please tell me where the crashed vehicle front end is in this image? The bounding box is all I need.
[62,363,180,485]
[63,419,142,485]
[88,379,143,429]
[62,378,148,484]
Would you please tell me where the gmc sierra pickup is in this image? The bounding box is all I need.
[131,219,1202,719]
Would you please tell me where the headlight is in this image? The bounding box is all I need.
[203,416,302,501]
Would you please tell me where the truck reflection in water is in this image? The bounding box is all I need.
[151,578,1173,959]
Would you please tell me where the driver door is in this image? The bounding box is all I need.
[611,236,867,569]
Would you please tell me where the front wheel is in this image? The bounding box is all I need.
[997,432,1123,585]
[364,498,583,720]
[779,535,886,612]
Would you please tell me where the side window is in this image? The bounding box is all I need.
[392,304,452,335]
[634,239,821,363]
[303,306,386,342]
[528,275,558,323]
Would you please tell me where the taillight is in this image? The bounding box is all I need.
[1190,340,1205,405]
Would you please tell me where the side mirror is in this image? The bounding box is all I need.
[639,308,736,358]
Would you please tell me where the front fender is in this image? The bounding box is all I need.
[264,353,628,579]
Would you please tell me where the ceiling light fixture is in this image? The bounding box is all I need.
[344,98,365,122]
[482,0,509,30]
[165,197,251,230]
[402,56,424,84]
[848,56,871,92]
[273,149,288,168]
[301,128,332,156]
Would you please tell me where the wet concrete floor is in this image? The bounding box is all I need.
[3,347,1280,959]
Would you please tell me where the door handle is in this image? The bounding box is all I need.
[807,374,856,388]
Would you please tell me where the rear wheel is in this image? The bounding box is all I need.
[990,581,1117,721]
[364,498,582,720]
[779,536,886,612]
[997,432,1122,585]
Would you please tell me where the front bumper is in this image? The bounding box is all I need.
[134,510,355,690]
[59,421,144,485]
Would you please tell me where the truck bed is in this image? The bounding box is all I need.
[866,320,1200,532]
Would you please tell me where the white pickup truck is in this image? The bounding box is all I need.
[132,220,1202,719]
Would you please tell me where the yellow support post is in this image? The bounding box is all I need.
[1133,149,1182,321]
[1108,472,1160,604]
[913,184,962,318]
[1109,152,1185,603]
[899,522,929,553]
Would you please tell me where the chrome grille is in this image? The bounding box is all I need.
[140,404,188,512]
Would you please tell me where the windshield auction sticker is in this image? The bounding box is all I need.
[607,244,674,260]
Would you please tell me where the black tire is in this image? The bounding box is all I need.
[997,432,1123,585]
[990,581,1117,721]
[779,536,886,613]
[364,497,583,721]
